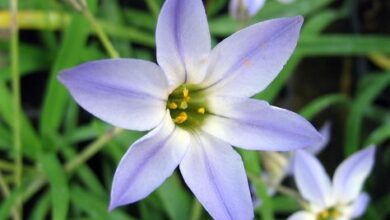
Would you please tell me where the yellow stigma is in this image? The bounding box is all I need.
[197,107,205,114]
[180,101,188,109]
[317,207,341,220]
[174,112,188,124]
[168,102,178,109]
[320,210,329,218]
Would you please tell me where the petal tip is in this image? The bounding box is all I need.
[292,15,304,27]
[108,200,118,212]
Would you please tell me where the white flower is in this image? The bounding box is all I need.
[288,146,376,220]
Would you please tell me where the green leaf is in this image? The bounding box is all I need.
[0,185,22,220]
[156,173,191,220]
[0,42,50,81]
[209,0,336,36]
[0,122,11,148]
[345,72,390,155]
[0,80,42,158]
[124,9,156,30]
[299,36,390,55]
[39,12,91,146]
[39,153,70,220]
[240,150,274,220]
[271,196,299,212]
[364,123,390,146]
[70,186,134,220]
[29,192,51,220]
[60,144,106,197]
[299,94,349,120]
[302,10,345,35]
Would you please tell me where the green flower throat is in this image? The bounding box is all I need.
[167,84,208,129]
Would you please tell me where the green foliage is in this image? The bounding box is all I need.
[0,0,388,219]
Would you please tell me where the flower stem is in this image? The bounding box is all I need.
[64,127,123,172]
[10,0,22,219]
[22,128,123,202]
[0,171,10,198]
[81,9,120,58]
[190,199,203,220]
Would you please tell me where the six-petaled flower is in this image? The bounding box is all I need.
[288,146,376,220]
[59,0,323,218]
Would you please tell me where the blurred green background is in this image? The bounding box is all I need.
[0,0,389,219]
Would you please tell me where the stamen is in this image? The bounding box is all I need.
[183,88,189,98]
[180,101,188,109]
[174,112,188,124]
[197,107,205,114]
[168,102,178,109]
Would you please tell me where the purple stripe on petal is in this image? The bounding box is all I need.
[156,0,211,86]
[180,132,253,220]
[59,59,168,131]
[203,16,303,98]
[203,96,322,151]
[109,113,190,210]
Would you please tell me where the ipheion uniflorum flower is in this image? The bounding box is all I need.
[289,146,376,220]
[59,0,322,218]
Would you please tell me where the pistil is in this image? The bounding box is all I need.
[167,85,208,128]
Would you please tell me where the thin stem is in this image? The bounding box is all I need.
[0,171,19,220]
[64,127,123,172]
[190,199,203,220]
[0,171,10,197]
[247,172,307,208]
[10,0,22,219]
[81,9,120,58]
[22,128,123,202]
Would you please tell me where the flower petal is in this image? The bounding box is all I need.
[202,16,303,97]
[332,146,376,203]
[109,113,190,210]
[245,0,266,15]
[349,193,370,218]
[202,96,322,151]
[229,0,266,19]
[179,132,253,220]
[294,150,332,209]
[156,0,211,86]
[287,211,316,220]
[59,59,168,131]
[305,122,331,155]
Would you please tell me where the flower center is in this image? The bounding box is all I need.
[316,207,341,220]
[167,84,207,130]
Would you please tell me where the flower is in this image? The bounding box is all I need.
[289,146,376,220]
[229,0,295,21]
[262,122,331,196]
[229,0,265,20]
[59,0,322,218]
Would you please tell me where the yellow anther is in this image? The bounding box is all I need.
[180,101,188,109]
[183,88,189,98]
[321,211,329,218]
[174,112,188,124]
[183,95,191,102]
[168,102,178,109]
[197,107,205,114]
